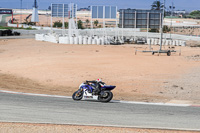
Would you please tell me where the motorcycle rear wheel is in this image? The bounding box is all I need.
[72,91,83,100]
[98,91,113,102]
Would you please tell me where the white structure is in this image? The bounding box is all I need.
[68,3,79,37]
[68,18,78,37]
[31,0,39,22]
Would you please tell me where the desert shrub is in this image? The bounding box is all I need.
[53,21,62,27]
[149,28,159,33]
[163,25,170,33]
[53,21,68,28]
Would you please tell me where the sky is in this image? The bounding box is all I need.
[0,0,200,12]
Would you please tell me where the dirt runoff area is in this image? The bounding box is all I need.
[1,122,198,133]
[0,39,200,104]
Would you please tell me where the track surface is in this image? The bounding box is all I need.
[0,92,200,131]
[0,35,34,39]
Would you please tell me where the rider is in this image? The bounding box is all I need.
[86,79,105,95]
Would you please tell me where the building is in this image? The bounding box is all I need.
[77,8,90,11]
[0,8,13,25]
[119,9,162,29]
[173,10,186,14]
[0,8,13,14]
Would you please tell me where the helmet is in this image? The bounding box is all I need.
[96,79,102,82]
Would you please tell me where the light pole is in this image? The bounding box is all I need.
[159,0,165,51]
[169,2,175,39]
[46,9,48,26]
[20,0,22,24]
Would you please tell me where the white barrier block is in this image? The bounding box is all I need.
[88,37,92,44]
[172,40,176,46]
[164,40,167,45]
[169,40,172,46]
[69,37,74,44]
[100,38,105,45]
[97,39,101,45]
[154,39,158,45]
[78,36,83,44]
[176,40,179,46]
[94,36,98,40]
[59,37,69,44]
[151,39,155,45]
[44,34,58,43]
[162,39,166,45]
[74,37,78,44]
[92,39,96,44]
[35,34,44,41]
[83,37,88,44]
[147,39,151,45]
[158,39,161,45]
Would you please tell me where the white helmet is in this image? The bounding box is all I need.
[96,79,102,82]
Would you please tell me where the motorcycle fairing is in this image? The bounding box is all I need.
[101,85,116,90]
[82,89,98,100]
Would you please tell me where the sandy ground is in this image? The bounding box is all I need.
[0,39,200,104]
[1,39,200,132]
[0,122,198,133]
[170,27,200,36]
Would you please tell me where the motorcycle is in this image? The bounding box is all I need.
[72,81,116,102]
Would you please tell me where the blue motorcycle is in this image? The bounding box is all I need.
[72,81,116,102]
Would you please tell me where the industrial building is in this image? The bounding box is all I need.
[119,9,162,29]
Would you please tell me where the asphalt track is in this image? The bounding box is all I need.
[0,92,200,131]
[0,35,34,39]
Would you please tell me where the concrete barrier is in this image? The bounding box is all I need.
[97,38,101,45]
[83,37,88,44]
[100,38,105,45]
[44,34,58,43]
[92,39,96,44]
[35,34,45,41]
[172,40,176,46]
[74,37,78,44]
[59,36,69,44]
[69,37,74,44]
[78,36,83,44]
[147,38,151,45]
[88,37,92,44]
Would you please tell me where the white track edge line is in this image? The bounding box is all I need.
[0,90,71,99]
[0,90,191,107]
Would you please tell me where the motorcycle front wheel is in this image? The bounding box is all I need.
[98,91,113,102]
[72,91,83,100]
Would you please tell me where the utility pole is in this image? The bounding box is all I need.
[169,2,175,39]
[159,0,165,51]
[20,0,22,24]
[46,9,48,26]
